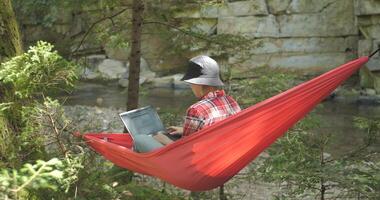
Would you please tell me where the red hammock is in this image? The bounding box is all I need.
[80,57,369,191]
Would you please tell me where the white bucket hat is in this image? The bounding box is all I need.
[181,55,224,87]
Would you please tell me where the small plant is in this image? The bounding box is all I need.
[252,114,380,199]
[0,158,64,200]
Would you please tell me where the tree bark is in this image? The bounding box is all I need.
[0,0,23,167]
[0,0,23,61]
[126,0,144,111]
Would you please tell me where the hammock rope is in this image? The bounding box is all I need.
[369,48,380,58]
[79,56,369,191]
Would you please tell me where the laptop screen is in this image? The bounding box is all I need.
[119,106,165,137]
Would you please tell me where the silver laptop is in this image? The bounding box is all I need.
[119,106,181,141]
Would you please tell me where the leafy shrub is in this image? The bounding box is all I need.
[0,155,85,199]
[0,41,77,99]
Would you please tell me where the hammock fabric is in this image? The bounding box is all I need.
[80,57,369,191]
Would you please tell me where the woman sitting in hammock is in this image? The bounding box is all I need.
[134,55,241,152]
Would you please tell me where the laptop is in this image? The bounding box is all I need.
[119,106,181,141]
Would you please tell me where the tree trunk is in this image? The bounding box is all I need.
[320,143,326,200]
[0,0,23,167]
[0,0,23,61]
[126,0,144,111]
[219,185,227,200]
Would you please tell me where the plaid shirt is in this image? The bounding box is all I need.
[183,90,241,136]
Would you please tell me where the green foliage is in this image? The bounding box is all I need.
[255,115,324,198]
[64,159,181,200]
[230,67,298,108]
[0,41,77,167]
[253,114,380,199]
[0,95,85,199]
[335,158,380,199]
[354,116,380,145]
[0,155,85,200]
[13,0,121,27]
[123,182,184,200]
[0,158,64,199]
[20,97,72,158]
[0,41,77,99]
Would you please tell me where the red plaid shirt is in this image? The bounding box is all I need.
[182,90,241,136]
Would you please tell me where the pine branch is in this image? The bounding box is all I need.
[71,7,130,56]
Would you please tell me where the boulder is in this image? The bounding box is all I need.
[150,74,190,89]
[118,78,129,87]
[85,54,107,70]
[173,74,190,89]
[136,57,156,80]
[365,88,377,96]
[98,59,127,79]
[82,68,99,80]
[118,57,156,87]
[151,76,174,88]
[105,47,130,61]
[118,77,147,87]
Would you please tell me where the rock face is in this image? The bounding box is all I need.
[215,0,359,71]
[118,58,156,87]
[218,15,279,37]
[219,0,269,17]
[219,0,356,38]
[356,0,380,94]
[19,0,380,88]
[80,56,157,87]
[98,59,126,79]
[355,0,380,15]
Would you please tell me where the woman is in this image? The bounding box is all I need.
[167,55,241,137]
[134,55,241,152]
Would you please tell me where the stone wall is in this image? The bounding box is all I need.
[356,0,380,68]
[175,0,362,71]
[17,0,380,76]
[354,0,380,92]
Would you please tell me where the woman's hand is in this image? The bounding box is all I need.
[167,126,183,135]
